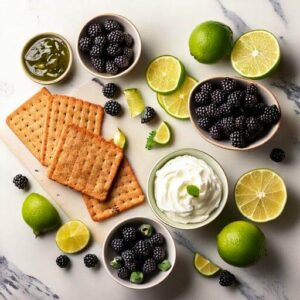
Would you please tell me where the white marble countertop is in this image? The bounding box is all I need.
[1,0,300,299]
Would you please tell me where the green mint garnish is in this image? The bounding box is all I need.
[187,185,200,197]
[145,131,156,150]
[130,271,144,284]
[139,224,154,237]
[158,259,172,271]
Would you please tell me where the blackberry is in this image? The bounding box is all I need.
[83,254,99,268]
[246,116,259,133]
[94,34,107,47]
[124,33,134,47]
[221,77,237,93]
[105,61,119,75]
[123,47,134,59]
[106,43,123,57]
[142,258,156,274]
[121,250,136,263]
[197,117,212,130]
[111,238,125,253]
[244,94,258,109]
[230,130,248,148]
[206,103,219,118]
[200,82,213,93]
[235,115,247,130]
[103,19,122,32]
[194,91,210,106]
[107,30,124,44]
[90,45,104,58]
[78,36,92,52]
[134,240,152,258]
[141,106,156,123]
[56,255,70,268]
[125,260,138,271]
[195,106,207,118]
[252,102,266,116]
[218,103,233,117]
[221,117,235,137]
[13,174,28,189]
[87,23,103,38]
[259,105,281,125]
[219,270,236,287]
[211,89,225,105]
[149,233,165,246]
[245,130,257,143]
[91,57,105,73]
[246,83,258,95]
[114,55,130,69]
[102,83,119,99]
[122,226,137,243]
[227,90,244,109]
[270,148,285,162]
[153,246,166,262]
[209,125,223,140]
[104,100,121,116]
[118,266,130,279]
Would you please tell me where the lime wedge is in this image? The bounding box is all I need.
[153,122,171,145]
[231,30,281,79]
[124,88,145,117]
[55,220,90,254]
[193,252,220,277]
[158,76,197,119]
[113,128,126,148]
[146,55,185,94]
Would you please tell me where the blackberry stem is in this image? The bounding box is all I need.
[92,77,104,87]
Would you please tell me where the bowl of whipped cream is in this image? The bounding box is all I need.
[147,148,228,229]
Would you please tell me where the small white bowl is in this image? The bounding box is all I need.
[77,14,142,79]
[102,216,176,289]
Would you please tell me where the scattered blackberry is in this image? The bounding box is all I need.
[94,34,107,47]
[87,23,103,38]
[153,246,166,262]
[90,45,104,58]
[141,106,156,123]
[246,83,258,95]
[123,47,134,59]
[124,33,134,47]
[200,82,213,93]
[209,125,223,140]
[105,61,118,75]
[56,255,70,268]
[118,266,130,279]
[91,57,105,72]
[227,90,244,109]
[111,238,125,253]
[197,117,212,130]
[102,83,119,99]
[106,43,123,57]
[78,36,92,52]
[221,77,237,93]
[103,19,122,32]
[104,100,121,116]
[114,55,130,69]
[84,254,99,268]
[121,250,136,263]
[218,103,233,117]
[142,258,156,274]
[221,117,235,137]
[206,103,219,118]
[219,270,236,287]
[246,116,259,133]
[244,94,258,109]
[122,226,137,243]
[125,260,138,271]
[230,131,248,148]
[13,174,28,189]
[194,91,210,106]
[195,106,207,118]
[134,240,152,257]
[270,148,285,162]
[235,115,247,130]
[149,233,165,246]
[107,30,124,44]
[211,89,225,105]
[259,105,281,125]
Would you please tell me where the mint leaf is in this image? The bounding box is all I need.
[145,131,156,150]
[187,185,200,197]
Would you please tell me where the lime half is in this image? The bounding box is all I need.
[113,128,126,148]
[193,252,220,276]
[124,88,145,117]
[157,76,197,119]
[154,122,171,145]
[231,30,281,79]
[146,55,185,94]
[56,220,90,254]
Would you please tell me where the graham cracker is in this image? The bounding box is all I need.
[6,87,51,162]
[41,95,104,166]
[83,158,144,221]
[48,124,123,201]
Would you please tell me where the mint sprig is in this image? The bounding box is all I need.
[145,131,156,150]
[187,185,200,197]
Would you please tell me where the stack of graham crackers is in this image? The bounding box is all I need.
[6,88,144,221]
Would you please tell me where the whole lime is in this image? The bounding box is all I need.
[217,220,266,267]
[189,20,233,64]
[22,193,61,236]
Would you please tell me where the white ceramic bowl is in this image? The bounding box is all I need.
[102,216,176,289]
[77,14,141,79]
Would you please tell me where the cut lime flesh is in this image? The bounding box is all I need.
[124,88,145,117]
[113,128,126,148]
[153,122,171,144]
[193,252,220,276]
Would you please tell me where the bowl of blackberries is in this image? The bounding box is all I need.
[189,77,281,150]
[77,14,141,78]
[102,217,176,289]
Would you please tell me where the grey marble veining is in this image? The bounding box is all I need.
[268,0,287,24]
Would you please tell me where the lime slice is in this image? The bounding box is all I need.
[56,220,90,253]
[113,128,126,148]
[193,252,220,276]
[124,88,145,117]
[158,76,197,119]
[153,121,171,145]
[231,30,281,79]
[146,55,185,94]
[235,169,287,222]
